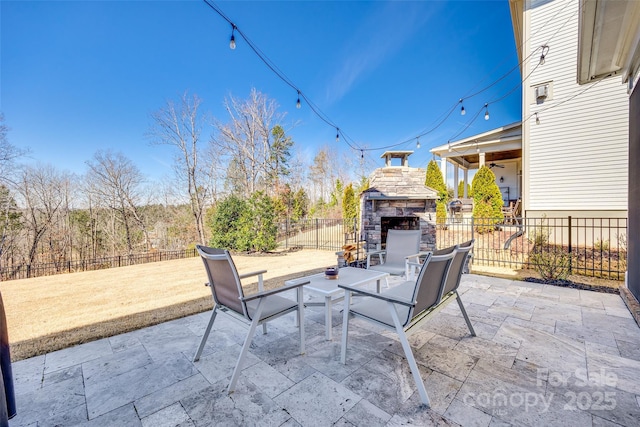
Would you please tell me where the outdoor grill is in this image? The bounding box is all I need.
[448,199,463,214]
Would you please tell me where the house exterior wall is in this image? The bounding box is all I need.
[628,78,640,301]
[522,0,629,216]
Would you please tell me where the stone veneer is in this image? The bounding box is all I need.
[360,164,438,252]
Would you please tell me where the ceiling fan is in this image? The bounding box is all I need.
[489,163,504,169]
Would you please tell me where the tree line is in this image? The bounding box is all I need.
[0,90,369,278]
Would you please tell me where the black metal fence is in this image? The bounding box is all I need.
[437,216,627,280]
[277,218,358,251]
[0,249,199,281]
[2,216,627,282]
[277,215,628,281]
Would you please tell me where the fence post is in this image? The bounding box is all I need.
[316,219,319,250]
[568,215,572,274]
[353,218,357,243]
[471,217,475,242]
[286,218,289,249]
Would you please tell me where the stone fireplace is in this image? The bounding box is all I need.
[361,151,438,252]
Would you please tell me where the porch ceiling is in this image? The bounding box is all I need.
[430,122,522,169]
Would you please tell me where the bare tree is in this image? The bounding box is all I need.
[85,150,150,254]
[213,89,289,198]
[0,113,25,185]
[148,92,211,245]
[15,164,70,266]
[0,114,25,274]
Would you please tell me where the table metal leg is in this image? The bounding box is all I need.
[325,295,332,340]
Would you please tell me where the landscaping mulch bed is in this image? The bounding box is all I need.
[523,277,620,294]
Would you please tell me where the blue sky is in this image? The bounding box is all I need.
[1,0,521,183]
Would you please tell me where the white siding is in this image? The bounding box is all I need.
[524,0,629,212]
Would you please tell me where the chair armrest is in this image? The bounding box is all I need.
[337,284,415,307]
[367,250,386,257]
[241,280,310,302]
[239,269,267,279]
[404,251,430,261]
[366,250,386,268]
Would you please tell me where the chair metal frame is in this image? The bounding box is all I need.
[193,245,308,393]
[340,246,476,407]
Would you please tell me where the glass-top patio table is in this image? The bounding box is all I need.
[285,267,389,340]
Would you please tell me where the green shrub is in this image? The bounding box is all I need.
[594,239,610,251]
[457,181,472,198]
[436,200,447,229]
[530,248,571,281]
[471,166,503,230]
[342,183,358,232]
[208,192,277,252]
[472,201,496,233]
[425,160,448,225]
[209,194,249,249]
[528,218,550,249]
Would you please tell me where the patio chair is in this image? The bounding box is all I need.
[407,239,475,279]
[340,247,476,407]
[433,239,474,275]
[366,229,423,278]
[502,199,521,224]
[193,245,307,393]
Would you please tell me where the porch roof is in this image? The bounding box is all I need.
[430,121,522,169]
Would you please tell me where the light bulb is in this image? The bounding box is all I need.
[229,25,236,50]
[361,150,364,159]
[336,129,340,142]
[296,92,301,109]
[535,113,540,125]
[539,45,549,65]
[484,104,489,120]
[461,105,466,116]
[448,142,452,152]
[416,139,421,149]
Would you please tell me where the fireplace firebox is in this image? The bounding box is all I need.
[380,217,420,248]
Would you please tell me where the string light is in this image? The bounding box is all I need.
[229,24,236,50]
[203,0,575,155]
[448,141,452,152]
[539,44,549,65]
[416,138,421,149]
[476,142,480,153]
[535,112,540,124]
[361,150,364,159]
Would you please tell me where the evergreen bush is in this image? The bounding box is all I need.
[342,183,358,233]
[425,160,448,226]
[208,192,277,252]
[457,181,472,198]
[471,166,503,232]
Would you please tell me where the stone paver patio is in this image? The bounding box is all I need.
[10,274,640,426]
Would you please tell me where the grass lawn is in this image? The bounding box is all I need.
[1,249,338,361]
